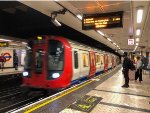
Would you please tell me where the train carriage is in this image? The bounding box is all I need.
[22,35,119,91]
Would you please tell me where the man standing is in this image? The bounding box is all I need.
[122,52,131,88]
[14,53,18,70]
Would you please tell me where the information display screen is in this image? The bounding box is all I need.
[82,11,123,30]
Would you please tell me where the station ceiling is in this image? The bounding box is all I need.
[0,1,120,55]
[0,1,150,54]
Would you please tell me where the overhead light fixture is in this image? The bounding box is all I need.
[97,30,104,36]
[22,42,27,44]
[136,43,139,45]
[77,14,82,20]
[113,42,116,45]
[51,8,67,27]
[136,38,140,42]
[136,29,141,36]
[107,38,112,42]
[137,8,143,23]
[51,18,61,26]
[0,39,12,42]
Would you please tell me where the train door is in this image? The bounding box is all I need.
[80,50,90,78]
[104,54,108,72]
[31,46,47,85]
[72,49,80,80]
[89,51,96,78]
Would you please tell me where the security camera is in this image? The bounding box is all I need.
[51,18,61,27]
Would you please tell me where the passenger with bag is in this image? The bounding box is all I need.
[122,52,134,88]
[128,58,136,81]
[135,56,143,83]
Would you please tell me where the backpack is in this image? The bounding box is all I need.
[129,59,135,70]
[140,57,148,69]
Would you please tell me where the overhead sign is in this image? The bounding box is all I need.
[82,11,123,30]
[0,42,9,47]
[128,39,134,45]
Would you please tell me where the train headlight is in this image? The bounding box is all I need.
[23,72,29,77]
[52,73,60,78]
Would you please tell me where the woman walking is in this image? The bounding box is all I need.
[135,56,142,83]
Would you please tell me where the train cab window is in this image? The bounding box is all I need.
[48,40,64,71]
[74,51,78,69]
[24,50,32,70]
[82,53,89,67]
[47,40,64,80]
[35,49,44,73]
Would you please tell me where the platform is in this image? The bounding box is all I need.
[13,66,150,113]
[0,67,23,76]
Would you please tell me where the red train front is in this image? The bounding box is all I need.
[22,35,118,90]
[22,36,72,90]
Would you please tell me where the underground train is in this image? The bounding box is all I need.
[22,35,119,91]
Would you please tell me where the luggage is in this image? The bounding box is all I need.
[129,69,135,80]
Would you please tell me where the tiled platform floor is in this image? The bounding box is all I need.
[61,69,150,113]
[0,66,23,75]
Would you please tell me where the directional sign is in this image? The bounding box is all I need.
[128,39,134,45]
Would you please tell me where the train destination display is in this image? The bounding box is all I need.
[82,11,123,30]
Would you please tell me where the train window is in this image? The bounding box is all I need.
[47,40,64,71]
[35,49,44,72]
[24,50,32,70]
[74,51,78,69]
[82,53,89,67]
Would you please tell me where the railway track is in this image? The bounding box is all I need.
[0,90,48,113]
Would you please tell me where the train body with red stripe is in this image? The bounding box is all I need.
[22,36,119,90]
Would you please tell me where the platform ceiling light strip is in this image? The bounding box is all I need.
[107,38,112,42]
[136,38,140,42]
[76,14,82,20]
[97,30,105,36]
[0,39,12,42]
[137,8,143,23]
[136,43,139,45]
[113,42,116,46]
[136,29,141,36]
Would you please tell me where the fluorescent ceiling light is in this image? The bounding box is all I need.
[137,8,143,23]
[0,39,12,42]
[10,44,17,46]
[76,14,82,20]
[22,42,27,44]
[136,38,140,42]
[136,29,141,36]
[136,43,139,45]
[97,30,104,36]
[107,38,112,42]
[113,42,116,45]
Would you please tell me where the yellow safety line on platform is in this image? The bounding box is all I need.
[24,68,115,113]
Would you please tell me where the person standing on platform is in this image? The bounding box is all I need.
[14,53,19,70]
[135,56,142,83]
[0,53,6,71]
[122,52,131,88]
